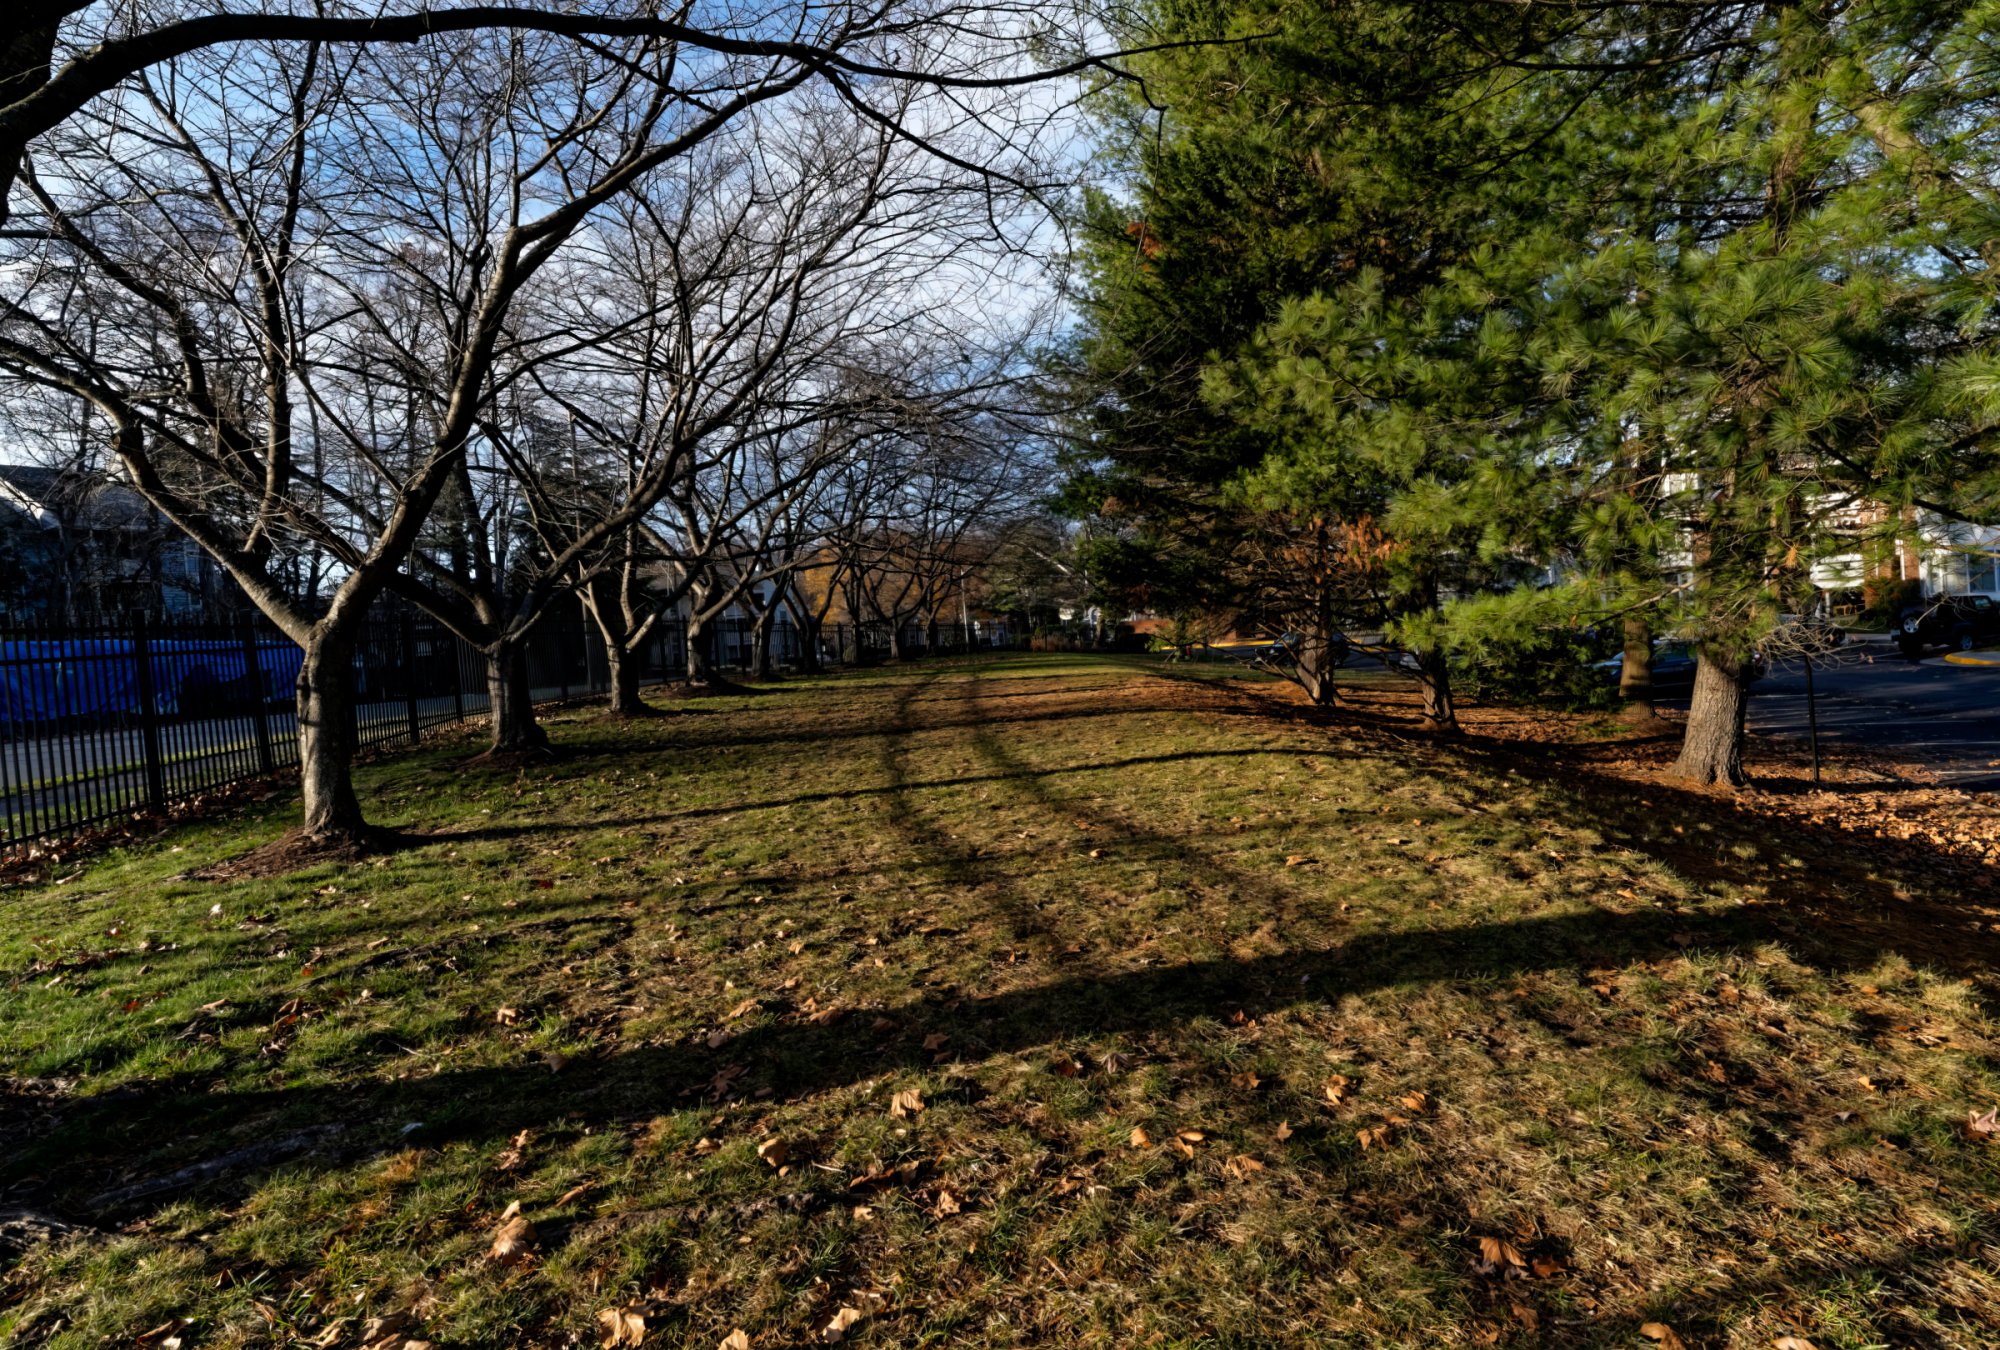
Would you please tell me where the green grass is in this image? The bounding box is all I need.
[2,654,1997,1348]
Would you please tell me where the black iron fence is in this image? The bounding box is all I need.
[0,609,1016,848]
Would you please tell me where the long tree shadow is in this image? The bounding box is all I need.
[9,902,1801,1223]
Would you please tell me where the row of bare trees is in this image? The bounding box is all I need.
[0,6,1086,848]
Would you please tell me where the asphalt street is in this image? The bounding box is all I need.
[1681,644,2000,790]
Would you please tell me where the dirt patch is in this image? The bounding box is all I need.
[180,824,415,880]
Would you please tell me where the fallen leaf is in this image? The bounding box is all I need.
[756,1137,789,1169]
[488,1201,537,1265]
[1476,1236,1525,1271]
[727,998,760,1020]
[1640,1324,1687,1350]
[1509,1303,1539,1331]
[1231,1071,1262,1092]
[719,1332,751,1350]
[1284,854,1312,867]
[1772,1338,1818,1350]
[1323,1075,1351,1106]
[1965,1106,2000,1140]
[1177,1129,1205,1144]
[933,1189,962,1216]
[494,1007,520,1027]
[555,1181,593,1208]
[1274,1120,1294,1143]
[922,1032,949,1052]
[1222,1153,1265,1180]
[889,1088,925,1119]
[1399,1091,1429,1113]
[693,1136,720,1155]
[821,1306,866,1343]
[1051,1054,1083,1077]
[1128,1126,1152,1148]
[596,1306,646,1347]
[1356,1125,1390,1150]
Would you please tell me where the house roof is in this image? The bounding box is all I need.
[0,462,163,533]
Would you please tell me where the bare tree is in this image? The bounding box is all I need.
[0,30,822,844]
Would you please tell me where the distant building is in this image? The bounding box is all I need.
[0,463,237,622]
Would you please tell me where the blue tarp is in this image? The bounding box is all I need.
[0,638,303,728]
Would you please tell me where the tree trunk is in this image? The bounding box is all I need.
[1618,616,1657,722]
[605,640,647,715]
[752,612,774,679]
[799,616,824,675]
[686,618,712,686]
[485,645,548,752]
[1415,650,1458,732]
[1293,631,1337,705]
[296,629,367,843]
[1669,647,1749,785]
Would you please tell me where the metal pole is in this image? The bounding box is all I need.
[240,619,275,775]
[402,614,422,743]
[1805,653,1821,784]
[132,616,166,811]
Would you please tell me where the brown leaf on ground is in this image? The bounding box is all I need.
[1964,1106,1999,1140]
[1231,1071,1262,1092]
[921,1032,949,1052]
[1323,1074,1351,1105]
[1274,1120,1294,1143]
[554,1181,593,1208]
[1128,1126,1152,1148]
[1640,1324,1687,1350]
[1051,1054,1083,1077]
[1475,1236,1525,1273]
[756,1137,789,1169]
[596,1307,646,1347]
[1772,1337,1819,1350]
[820,1306,865,1343]
[719,1332,751,1350]
[488,1201,536,1265]
[1399,1091,1429,1113]
[495,1129,531,1172]
[1222,1154,1266,1180]
[889,1087,924,1119]
[933,1188,962,1217]
[726,997,759,1020]
[494,1007,520,1026]
[1356,1125,1390,1150]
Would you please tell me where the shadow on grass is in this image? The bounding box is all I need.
[13,901,1795,1220]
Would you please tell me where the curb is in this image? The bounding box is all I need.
[1943,651,2000,667]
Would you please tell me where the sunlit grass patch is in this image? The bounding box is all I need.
[2,655,1997,1348]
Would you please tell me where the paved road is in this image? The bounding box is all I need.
[1671,644,2000,789]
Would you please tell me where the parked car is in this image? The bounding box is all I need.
[1593,640,1766,690]
[1894,594,2000,657]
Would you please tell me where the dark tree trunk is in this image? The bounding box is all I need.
[484,645,548,752]
[686,618,712,686]
[605,641,646,715]
[799,616,825,675]
[1670,647,1749,785]
[296,630,366,843]
[1618,616,1657,722]
[751,611,774,679]
[1415,650,1458,732]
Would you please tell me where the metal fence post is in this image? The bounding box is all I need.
[239,620,276,775]
[401,614,422,743]
[132,616,166,811]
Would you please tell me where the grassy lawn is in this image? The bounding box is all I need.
[3,654,1997,1348]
